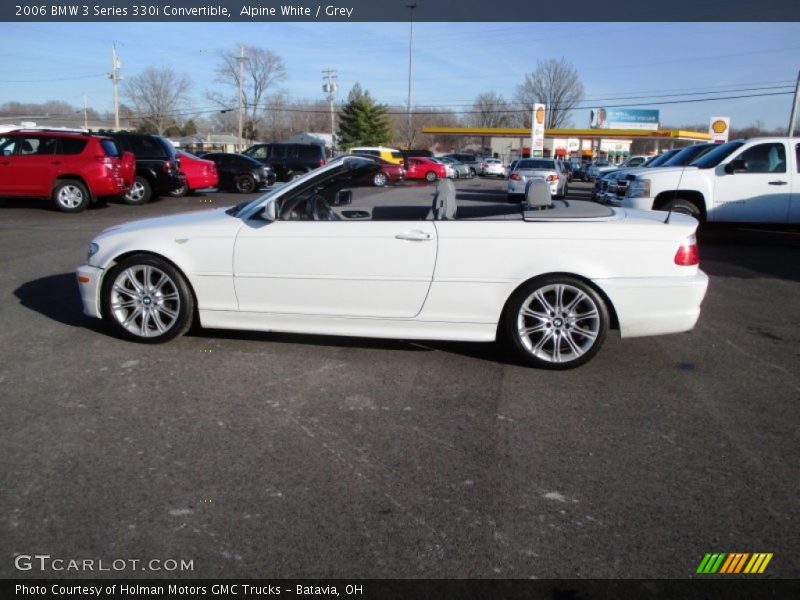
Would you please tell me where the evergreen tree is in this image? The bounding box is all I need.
[338,84,393,148]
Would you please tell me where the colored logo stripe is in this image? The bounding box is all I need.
[697,553,773,574]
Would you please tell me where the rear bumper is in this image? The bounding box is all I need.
[76,265,104,319]
[595,272,709,338]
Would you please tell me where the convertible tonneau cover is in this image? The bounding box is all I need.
[523,200,616,221]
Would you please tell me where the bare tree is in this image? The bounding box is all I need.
[514,58,584,129]
[121,67,192,134]
[469,92,512,128]
[208,45,287,127]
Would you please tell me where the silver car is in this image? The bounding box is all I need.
[437,156,472,179]
[507,158,568,201]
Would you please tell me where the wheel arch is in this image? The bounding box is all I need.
[52,175,95,202]
[653,190,706,220]
[498,271,620,336]
[98,250,199,324]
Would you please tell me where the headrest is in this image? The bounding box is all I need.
[525,179,552,209]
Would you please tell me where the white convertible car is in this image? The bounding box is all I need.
[76,156,708,369]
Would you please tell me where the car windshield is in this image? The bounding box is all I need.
[645,149,680,167]
[661,145,714,167]
[518,159,555,170]
[690,141,745,168]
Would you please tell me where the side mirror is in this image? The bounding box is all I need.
[724,159,747,174]
[332,189,352,206]
[263,200,277,221]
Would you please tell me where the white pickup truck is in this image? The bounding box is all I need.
[623,137,799,223]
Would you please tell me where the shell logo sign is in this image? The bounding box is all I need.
[531,103,546,156]
[535,106,545,125]
[709,116,731,143]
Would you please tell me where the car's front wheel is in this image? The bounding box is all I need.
[373,172,387,187]
[663,198,703,222]
[503,276,609,369]
[52,179,89,212]
[102,255,194,343]
[234,174,257,193]
[425,171,437,182]
[169,182,188,197]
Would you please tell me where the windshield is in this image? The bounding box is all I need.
[645,149,680,168]
[690,141,745,169]
[662,144,714,167]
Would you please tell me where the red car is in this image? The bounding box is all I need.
[351,154,405,186]
[405,157,446,182]
[173,150,219,196]
[0,129,134,212]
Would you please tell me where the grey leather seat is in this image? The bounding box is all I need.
[426,178,457,220]
[525,178,552,209]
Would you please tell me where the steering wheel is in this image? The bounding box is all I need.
[310,195,337,221]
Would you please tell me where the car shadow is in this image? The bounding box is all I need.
[13,273,106,332]
[698,225,800,282]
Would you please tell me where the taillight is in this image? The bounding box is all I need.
[319,158,326,167]
[509,173,521,181]
[95,155,114,169]
[163,160,176,173]
[546,174,559,182]
[674,235,699,266]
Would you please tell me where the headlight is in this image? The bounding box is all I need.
[87,242,99,262]
[626,178,651,198]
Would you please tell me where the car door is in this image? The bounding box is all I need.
[789,142,800,224]
[712,141,792,223]
[10,135,60,196]
[0,136,20,194]
[234,219,437,318]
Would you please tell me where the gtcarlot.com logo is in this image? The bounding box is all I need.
[14,554,194,572]
[696,552,773,574]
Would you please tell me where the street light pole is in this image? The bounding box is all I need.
[322,67,338,154]
[405,0,417,150]
[788,69,800,137]
[109,43,121,130]
[237,45,246,150]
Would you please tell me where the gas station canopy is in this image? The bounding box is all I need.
[421,127,711,142]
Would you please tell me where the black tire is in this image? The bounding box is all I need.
[124,176,152,205]
[52,179,89,213]
[469,168,476,178]
[102,254,194,344]
[425,171,437,182]
[169,182,188,197]
[373,172,388,187]
[663,198,703,222]
[234,174,257,194]
[502,276,609,370]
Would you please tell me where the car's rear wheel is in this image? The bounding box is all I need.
[169,182,188,197]
[373,172,387,187]
[103,255,194,344]
[503,276,609,369]
[52,179,89,212]
[235,174,256,193]
[425,171,437,182]
[124,176,151,205]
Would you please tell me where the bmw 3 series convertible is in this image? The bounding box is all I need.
[76,156,708,369]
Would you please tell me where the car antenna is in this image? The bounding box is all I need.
[664,164,689,224]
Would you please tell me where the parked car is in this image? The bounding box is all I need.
[406,157,447,182]
[102,132,185,205]
[347,146,404,165]
[436,156,471,179]
[242,142,326,182]
[624,137,800,223]
[508,158,568,200]
[405,149,434,158]
[442,153,483,176]
[618,155,649,169]
[171,150,218,197]
[558,160,574,182]
[200,153,276,193]
[0,129,134,212]
[483,158,506,177]
[586,160,616,182]
[350,153,405,186]
[428,157,455,179]
[76,156,708,370]
[570,161,590,181]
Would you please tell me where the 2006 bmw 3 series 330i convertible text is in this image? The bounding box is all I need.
[76,156,708,369]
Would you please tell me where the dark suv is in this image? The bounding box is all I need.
[102,132,185,204]
[0,129,134,212]
[242,143,326,182]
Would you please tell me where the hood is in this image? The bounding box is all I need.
[98,207,238,239]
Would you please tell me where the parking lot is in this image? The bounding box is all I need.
[2,177,799,579]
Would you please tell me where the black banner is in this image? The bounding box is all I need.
[3,579,800,600]
[2,0,799,22]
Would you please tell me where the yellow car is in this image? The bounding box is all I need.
[348,146,405,165]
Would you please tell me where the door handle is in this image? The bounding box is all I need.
[768,180,787,185]
[395,231,433,241]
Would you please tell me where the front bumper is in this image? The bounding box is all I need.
[75,265,104,319]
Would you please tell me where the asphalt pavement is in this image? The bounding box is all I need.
[1,179,798,579]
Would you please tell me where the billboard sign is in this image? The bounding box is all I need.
[709,116,731,144]
[590,108,659,130]
[531,103,546,156]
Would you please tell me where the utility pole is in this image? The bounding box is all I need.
[237,45,246,150]
[109,43,122,130]
[788,70,800,137]
[322,67,338,154]
[83,94,88,130]
[405,0,417,150]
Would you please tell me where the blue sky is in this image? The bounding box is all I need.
[1,21,799,128]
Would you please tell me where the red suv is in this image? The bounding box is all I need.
[0,129,135,212]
